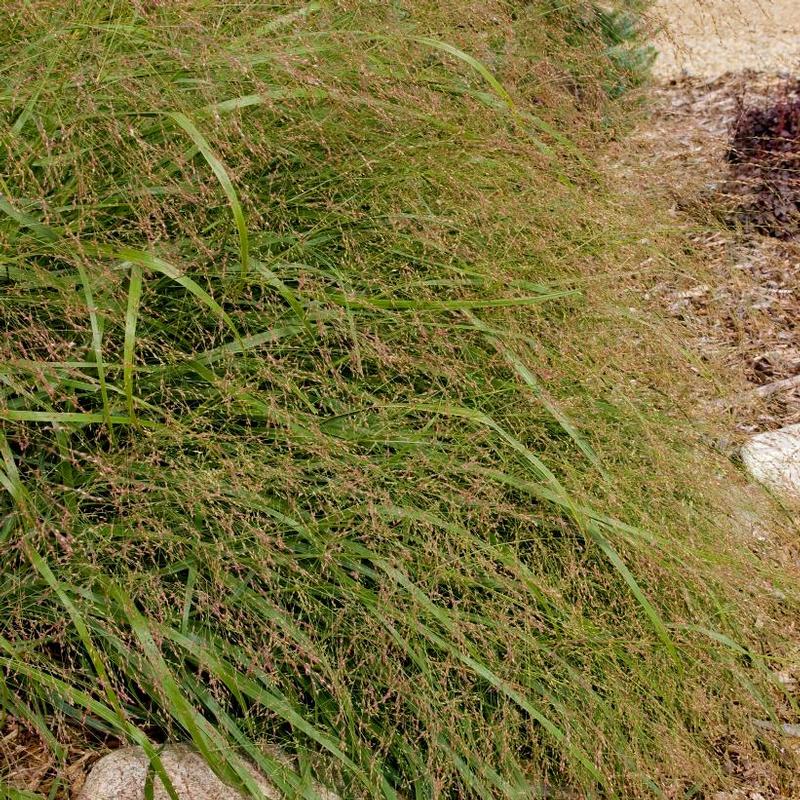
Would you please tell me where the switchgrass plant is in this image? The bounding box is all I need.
[1,1,799,798]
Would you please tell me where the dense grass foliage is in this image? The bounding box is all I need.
[1,2,799,798]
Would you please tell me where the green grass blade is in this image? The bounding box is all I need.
[0,651,182,800]
[587,521,678,660]
[252,259,312,331]
[108,584,270,800]
[165,111,250,278]
[0,410,135,424]
[411,37,516,109]
[123,262,143,420]
[184,674,328,800]
[343,545,604,785]
[396,401,574,502]
[468,313,610,480]
[1,785,44,800]
[0,429,25,508]
[162,627,364,783]
[204,87,327,116]
[25,547,127,719]
[112,247,241,342]
[410,35,580,162]
[0,193,60,241]
[257,2,321,33]
[75,263,114,438]
[327,290,575,312]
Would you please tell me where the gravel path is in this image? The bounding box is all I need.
[653,0,800,80]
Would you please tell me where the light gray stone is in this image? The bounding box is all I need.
[751,718,800,738]
[77,744,338,800]
[740,424,800,501]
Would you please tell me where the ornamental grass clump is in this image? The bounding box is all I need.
[1,2,800,798]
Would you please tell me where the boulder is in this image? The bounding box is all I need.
[77,744,338,800]
[740,423,800,501]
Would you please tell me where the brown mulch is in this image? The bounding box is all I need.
[1,716,115,799]
[646,0,800,433]
[613,72,800,435]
